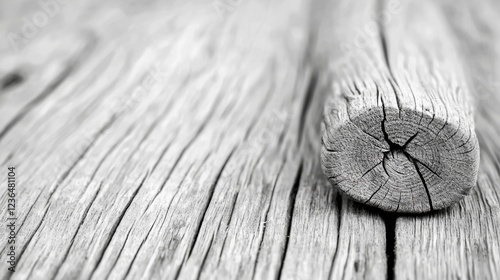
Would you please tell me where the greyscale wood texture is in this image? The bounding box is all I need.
[0,0,498,279]
[318,0,480,213]
[0,0,388,279]
[394,0,500,278]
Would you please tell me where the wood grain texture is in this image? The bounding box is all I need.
[281,76,387,280]
[394,0,500,278]
[0,0,499,279]
[0,0,388,279]
[319,0,480,213]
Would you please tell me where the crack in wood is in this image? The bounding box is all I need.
[122,213,160,280]
[53,182,103,278]
[408,156,434,211]
[277,162,302,280]
[380,97,434,210]
[252,160,286,280]
[89,171,150,279]
[384,214,396,280]
[186,149,236,259]
[298,73,317,147]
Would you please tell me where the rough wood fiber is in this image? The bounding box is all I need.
[319,0,480,213]
[280,76,387,280]
[0,0,388,279]
[1,0,499,279]
[394,0,500,278]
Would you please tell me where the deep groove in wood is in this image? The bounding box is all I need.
[89,171,150,278]
[277,162,302,280]
[187,149,235,259]
[384,214,396,280]
[409,158,434,211]
[298,73,317,146]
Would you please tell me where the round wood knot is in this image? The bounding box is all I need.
[321,105,480,213]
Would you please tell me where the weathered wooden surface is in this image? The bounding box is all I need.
[394,0,500,278]
[0,0,498,279]
[0,0,387,279]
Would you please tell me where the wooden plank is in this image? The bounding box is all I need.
[394,0,500,278]
[0,0,388,279]
[319,0,479,213]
